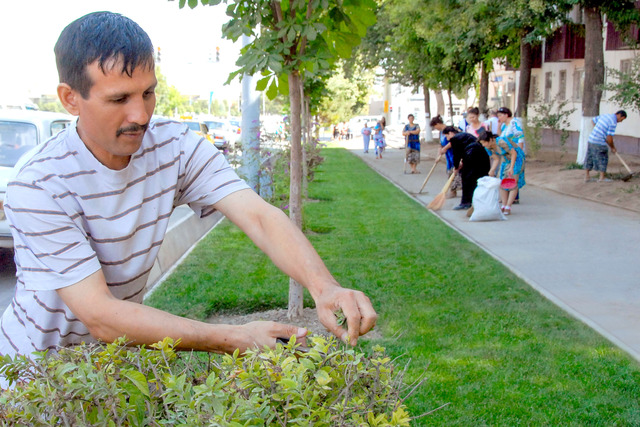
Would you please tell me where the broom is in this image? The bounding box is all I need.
[417,154,442,193]
[427,170,457,211]
[615,152,636,181]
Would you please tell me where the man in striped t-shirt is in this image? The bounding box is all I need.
[585,110,627,182]
[0,12,376,366]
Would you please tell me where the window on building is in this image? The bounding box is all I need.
[558,70,567,101]
[544,72,553,103]
[621,59,633,75]
[529,75,539,104]
[573,69,584,101]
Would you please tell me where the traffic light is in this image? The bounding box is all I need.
[156,46,161,63]
[216,46,220,62]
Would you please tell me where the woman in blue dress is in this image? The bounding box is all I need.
[477,129,525,215]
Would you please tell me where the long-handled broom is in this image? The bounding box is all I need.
[427,170,457,211]
[417,154,442,194]
[615,152,636,181]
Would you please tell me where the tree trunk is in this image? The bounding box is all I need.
[422,83,433,143]
[447,86,454,124]
[435,90,445,116]
[478,61,489,117]
[288,70,304,321]
[240,34,261,190]
[300,83,309,199]
[578,6,605,164]
[516,36,533,118]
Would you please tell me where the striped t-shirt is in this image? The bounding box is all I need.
[0,119,249,358]
[588,114,618,146]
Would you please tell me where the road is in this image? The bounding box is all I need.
[0,249,15,311]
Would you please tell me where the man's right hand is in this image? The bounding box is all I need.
[232,321,307,354]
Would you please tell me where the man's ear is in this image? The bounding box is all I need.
[57,83,80,116]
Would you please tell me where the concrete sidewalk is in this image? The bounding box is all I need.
[343,132,640,363]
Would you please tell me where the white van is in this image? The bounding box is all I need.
[0,110,74,248]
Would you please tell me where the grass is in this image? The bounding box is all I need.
[146,146,640,425]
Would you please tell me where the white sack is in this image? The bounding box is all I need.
[469,176,506,222]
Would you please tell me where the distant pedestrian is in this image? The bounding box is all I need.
[431,115,462,198]
[443,127,491,210]
[403,114,421,173]
[332,124,339,140]
[361,123,372,153]
[373,121,386,159]
[584,110,627,183]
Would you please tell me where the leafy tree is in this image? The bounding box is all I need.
[180,0,376,319]
[493,0,572,118]
[318,61,374,126]
[154,67,189,117]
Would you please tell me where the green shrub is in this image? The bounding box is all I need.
[0,335,414,426]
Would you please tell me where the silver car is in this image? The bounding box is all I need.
[0,110,74,248]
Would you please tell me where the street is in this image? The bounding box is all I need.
[0,249,15,311]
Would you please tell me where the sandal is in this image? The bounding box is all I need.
[503,206,511,215]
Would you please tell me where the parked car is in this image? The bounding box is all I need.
[0,110,74,248]
[202,119,233,150]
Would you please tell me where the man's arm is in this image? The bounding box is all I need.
[606,135,617,153]
[214,189,377,346]
[57,269,307,353]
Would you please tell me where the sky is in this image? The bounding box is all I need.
[0,0,241,102]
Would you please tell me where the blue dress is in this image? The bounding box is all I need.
[489,124,525,190]
[440,132,454,171]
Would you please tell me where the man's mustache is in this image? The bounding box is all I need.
[116,123,148,137]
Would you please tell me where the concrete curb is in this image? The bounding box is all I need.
[144,207,223,297]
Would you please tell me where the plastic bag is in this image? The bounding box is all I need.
[469,176,506,222]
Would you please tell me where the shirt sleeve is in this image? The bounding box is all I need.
[175,128,250,217]
[5,181,101,291]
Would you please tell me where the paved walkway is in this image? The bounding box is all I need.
[342,132,640,363]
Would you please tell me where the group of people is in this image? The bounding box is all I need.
[332,122,353,140]
[429,107,526,214]
[361,117,387,159]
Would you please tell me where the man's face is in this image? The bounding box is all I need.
[617,114,626,123]
[74,59,157,169]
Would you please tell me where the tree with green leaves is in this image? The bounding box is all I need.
[180,0,376,319]
[568,0,639,162]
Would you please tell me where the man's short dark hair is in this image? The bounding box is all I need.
[616,110,628,118]
[55,11,155,98]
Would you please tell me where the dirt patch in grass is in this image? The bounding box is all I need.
[207,307,383,341]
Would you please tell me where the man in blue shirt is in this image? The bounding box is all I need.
[585,110,627,182]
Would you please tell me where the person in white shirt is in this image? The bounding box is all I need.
[0,11,377,363]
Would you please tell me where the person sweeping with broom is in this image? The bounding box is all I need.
[442,127,491,211]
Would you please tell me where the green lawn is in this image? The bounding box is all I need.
[146,146,640,425]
